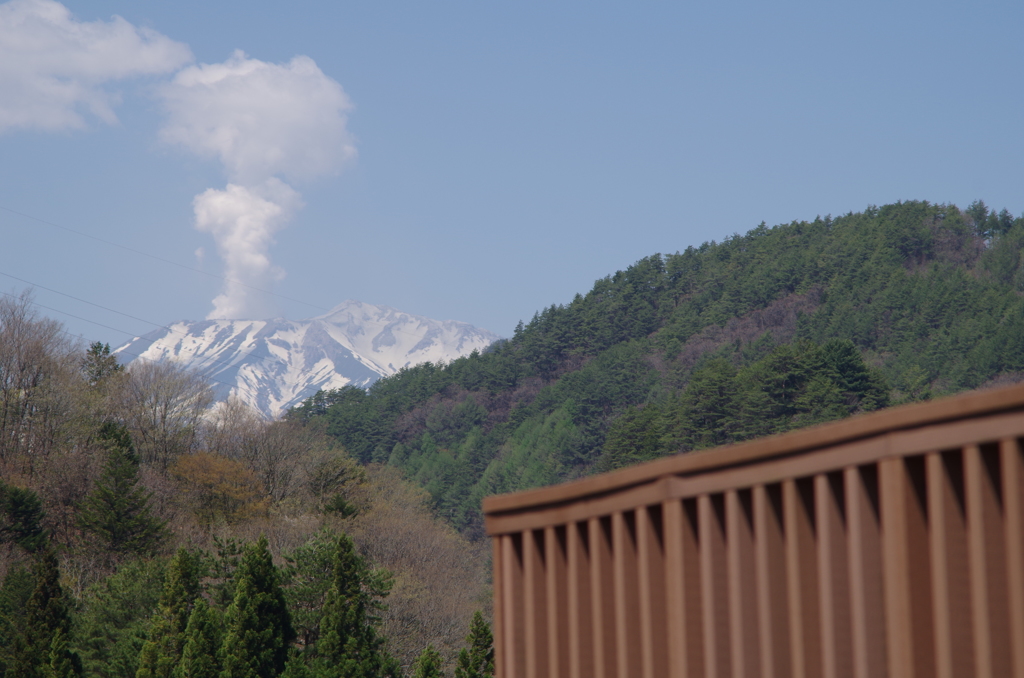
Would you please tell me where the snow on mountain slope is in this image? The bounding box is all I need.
[114,300,500,419]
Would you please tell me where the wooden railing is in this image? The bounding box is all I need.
[483,383,1024,678]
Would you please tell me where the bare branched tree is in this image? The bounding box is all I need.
[0,290,83,463]
[115,360,213,468]
[203,398,339,502]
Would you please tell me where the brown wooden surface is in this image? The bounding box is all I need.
[484,383,1024,518]
[488,384,1024,677]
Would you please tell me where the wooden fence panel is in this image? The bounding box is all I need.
[486,384,1024,678]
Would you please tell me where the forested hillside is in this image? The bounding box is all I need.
[3,199,1022,678]
[291,200,1024,536]
[0,294,493,677]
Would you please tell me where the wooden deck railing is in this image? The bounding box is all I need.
[483,383,1024,678]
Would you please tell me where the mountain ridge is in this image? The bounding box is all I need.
[114,300,500,418]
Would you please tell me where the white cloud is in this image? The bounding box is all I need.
[159,50,355,184]
[162,50,356,318]
[0,0,192,133]
[193,179,302,320]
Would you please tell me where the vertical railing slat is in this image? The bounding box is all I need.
[881,457,913,678]
[503,533,526,678]
[524,529,548,678]
[754,484,790,678]
[665,498,705,678]
[664,499,687,678]
[927,452,954,678]
[1003,437,1024,678]
[494,536,506,678]
[699,494,730,678]
[567,521,593,678]
[965,444,1013,678]
[965,444,994,678]
[928,450,976,678]
[590,517,616,678]
[546,526,569,678]
[638,505,668,678]
[613,511,642,678]
[784,478,820,678]
[845,465,886,678]
[816,472,852,678]
[727,489,760,678]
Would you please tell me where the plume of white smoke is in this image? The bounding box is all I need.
[0,0,191,133]
[159,51,354,319]
[193,180,302,319]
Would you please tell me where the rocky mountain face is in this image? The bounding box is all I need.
[114,300,500,418]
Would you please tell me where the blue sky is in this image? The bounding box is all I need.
[2,1,1022,347]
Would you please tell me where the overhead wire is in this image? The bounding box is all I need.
[1,203,333,313]
[0,289,244,393]
[2,203,459,346]
[1,203,488,401]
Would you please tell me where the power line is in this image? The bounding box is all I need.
[2,203,460,344]
[0,290,243,393]
[0,282,292,387]
[0,270,176,334]
[1,203,333,313]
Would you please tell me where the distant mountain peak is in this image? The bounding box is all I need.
[114,302,499,419]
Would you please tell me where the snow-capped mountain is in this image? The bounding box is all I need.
[114,301,500,419]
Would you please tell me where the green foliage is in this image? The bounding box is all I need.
[207,537,244,610]
[282,531,344,649]
[314,534,398,678]
[0,480,48,553]
[135,549,204,678]
[453,612,493,678]
[323,494,359,518]
[219,536,295,678]
[44,627,82,678]
[73,557,167,678]
[4,551,76,678]
[412,646,444,678]
[82,342,124,387]
[174,599,222,678]
[78,423,167,557]
[292,200,1024,532]
[0,565,34,677]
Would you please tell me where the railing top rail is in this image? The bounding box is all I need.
[482,382,1024,525]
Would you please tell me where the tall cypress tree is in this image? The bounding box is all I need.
[453,612,493,678]
[79,423,166,557]
[315,535,398,678]
[219,536,295,678]
[136,549,202,678]
[174,599,222,678]
[5,551,78,678]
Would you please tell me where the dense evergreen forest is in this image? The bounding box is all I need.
[290,200,1024,536]
[0,297,493,677]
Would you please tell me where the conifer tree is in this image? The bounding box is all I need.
[0,480,48,553]
[453,612,493,678]
[412,646,444,678]
[315,534,398,678]
[0,565,34,676]
[82,341,124,386]
[44,627,82,678]
[219,536,295,678]
[6,551,77,678]
[136,549,202,678]
[79,423,166,557]
[174,599,222,678]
